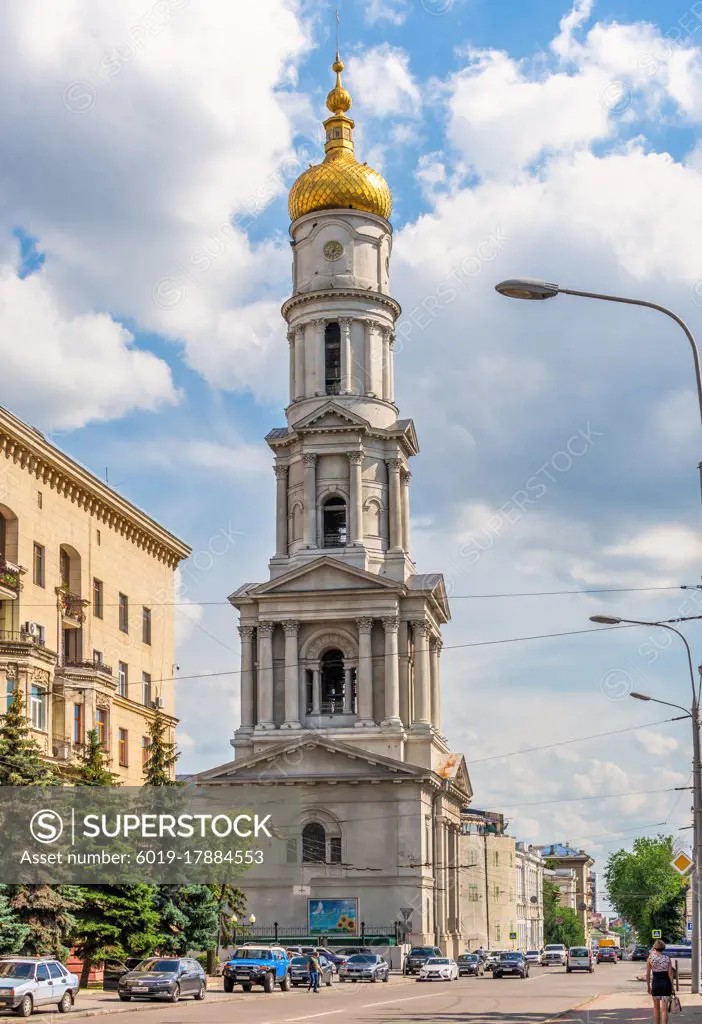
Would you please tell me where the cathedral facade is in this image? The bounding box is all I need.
[198,53,472,952]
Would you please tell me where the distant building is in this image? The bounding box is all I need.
[459,810,517,950]
[515,843,545,949]
[536,843,594,939]
[589,871,598,916]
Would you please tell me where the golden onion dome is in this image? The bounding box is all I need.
[288,53,392,222]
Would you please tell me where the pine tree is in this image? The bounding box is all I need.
[74,729,120,786]
[72,885,162,987]
[143,709,182,785]
[154,885,218,955]
[0,884,29,954]
[0,684,59,785]
[9,885,81,960]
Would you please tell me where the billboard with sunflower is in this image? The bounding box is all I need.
[307,897,359,935]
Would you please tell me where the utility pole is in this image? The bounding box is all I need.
[692,673,702,994]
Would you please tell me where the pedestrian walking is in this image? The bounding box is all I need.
[646,940,674,1024]
[307,951,321,993]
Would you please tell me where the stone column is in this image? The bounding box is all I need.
[382,616,401,726]
[412,619,431,725]
[282,620,301,728]
[238,625,255,731]
[340,317,353,393]
[348,450,364,546]
[313,319,326,395]
[311,668,321,714]
[429,635,442,733]
[400,467,411,553]
[387,332,396,404]
[287,330,295,402]
[343,667,353,714]
[355,617,374,726]
[257,621,275,729]
[398,619,410,728]
[363,320,373,395]
[294,325,305,399]
[381,327,390,401]
[302,453,317,548]
[273,465,288,557]
[387,459,402,551]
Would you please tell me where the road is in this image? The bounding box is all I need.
[20,961,644,1024]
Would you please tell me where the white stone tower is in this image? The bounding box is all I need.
[229,53,453,770]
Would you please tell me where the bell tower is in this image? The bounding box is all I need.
[229,53,451,770]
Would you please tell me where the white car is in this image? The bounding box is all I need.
[541,944,567,967]
[525,950,542,966]
[485,950,509,971]
[417,957,459,982]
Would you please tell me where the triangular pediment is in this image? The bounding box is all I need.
[250,556,402,596]
[195,735,428,784]
[435,751,473,801]
[292,401,371,433]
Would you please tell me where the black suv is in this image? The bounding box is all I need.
[404,946,442,976]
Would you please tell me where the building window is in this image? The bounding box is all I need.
[324,321,341,394]
[118,728,128,767]
[468,884,479,902]
[425,817,431,865]
[142,607,152,645]
[493,851,499,867]
[302,822,326,863]
[30,685,46,731]
[59,548,70,589]
[96,708,108,749]
[37,491,42,509]
[92,649,103,665]
[96,529,101,546]
[33,543,45,588]
[5,679,14,711]
[142,736,151,768]
[329,837,342,864]
[73,703,83,744]
[93,578,103,619]
[142,672,151,707]
[320,649,345,712]
[119,593,128,632]
[117,661,128,698]
[495,924,501,943]
[286,839,297,863]
[322,496,346,548]
[493,885,501,902]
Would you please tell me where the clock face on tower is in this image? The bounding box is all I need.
[323,240,344,261]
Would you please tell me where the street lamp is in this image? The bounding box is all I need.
[248,914,256,926]
[589,614,702,991]
[495,278,702,497]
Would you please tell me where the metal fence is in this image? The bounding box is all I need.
[233,922,401,946]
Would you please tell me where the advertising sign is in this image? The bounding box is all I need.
[308,897,359,935]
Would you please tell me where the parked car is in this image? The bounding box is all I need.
[567,947,594,974]
[337,947,374,956]
[117,958,206,1003]
[485,950,509,971]
[417,957,459,982]
[403,946,442,976]
[541,944,567,967]
[0,957,79,1017]
[288,956,334,988]
[493,952,529,979]
[222,946,291,994]
[456,953,484,977]
[596,947,618,964]
[631,945,649,962]
[525,950,542,966]
[316,947,347,968]
[339,954,390,983]
[103,958,143,991]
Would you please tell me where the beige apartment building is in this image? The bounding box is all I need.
[459,810,518,950]
[515,842,545,950]
[536,844,594,940]
[0,405,190,783]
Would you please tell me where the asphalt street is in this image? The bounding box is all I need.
[11,961,645,1024]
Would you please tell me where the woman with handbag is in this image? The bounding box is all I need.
[646,940,675,1023]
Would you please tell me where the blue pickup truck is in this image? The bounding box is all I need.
[222,946,291,994]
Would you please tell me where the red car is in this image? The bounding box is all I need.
[596,948,618,964]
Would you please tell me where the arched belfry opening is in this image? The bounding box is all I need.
[324,322,341,394]
[322,496,346,548]
[320,649,344,711]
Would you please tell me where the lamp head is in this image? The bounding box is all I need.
[495,278,559,300]
[630,692,651,702]
[590,615,622,625]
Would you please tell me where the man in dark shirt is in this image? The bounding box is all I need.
[307,952,321,993]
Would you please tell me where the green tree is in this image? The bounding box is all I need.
[74,729,121,786]
[71,885,162,987]
[543,877,585,946]
[0,884,29,954]
[155,885,218,955]
[206,884,246,974]
[605,835,686,943]
[143,710,182,785]
[0,685,59,785]
[9,885,81,960]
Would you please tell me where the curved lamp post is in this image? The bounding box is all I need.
[591,615,702,991]
[495,278,702,499]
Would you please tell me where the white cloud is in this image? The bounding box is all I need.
[347,45,421,118]
[605,524,702,568]
[364,0,408,26]
[635,730,680,755]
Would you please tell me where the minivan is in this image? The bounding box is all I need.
[567,946,594,973]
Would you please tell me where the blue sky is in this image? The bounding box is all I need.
[3,0,702,879]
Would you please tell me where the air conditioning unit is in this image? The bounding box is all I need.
[22,621,41,637]
[153,696,164,709]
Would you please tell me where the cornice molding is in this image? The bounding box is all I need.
[0,407,191,569]
[281,287,402,322]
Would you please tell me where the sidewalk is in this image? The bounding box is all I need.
[554,990,702,1021]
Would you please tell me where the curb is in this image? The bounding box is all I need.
[542,994,600,1023]
[62,992,247,1019]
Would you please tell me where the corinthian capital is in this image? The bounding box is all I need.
[238,624,255,642]
[312,318,327,330]
[273,465,288,480]
[430,634,443,652]
[302,453,318,466]
[382,616,400,633]
[357,617,373,635]
[347,451,364,466]
[283,620,300,637]
[258,621,275,638]
[411,619,430,638]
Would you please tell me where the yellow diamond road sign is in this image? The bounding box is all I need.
[672,852,694,875]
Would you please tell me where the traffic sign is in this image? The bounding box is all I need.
[688,921,693,933]
[293,885,311,896]
[652,929,662,939]
[400,908,413,921]
[672,852,694,875]
[509,932,517,940]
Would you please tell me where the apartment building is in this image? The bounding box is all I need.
[459,810,517,950]
[0,405,190,783]
[536,843,594,939]
[515,842,545,950]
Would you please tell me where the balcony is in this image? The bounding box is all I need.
[0,560,25,599]
[56,587,89,628]
[65,659,113,678]
[56,659,113,688]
